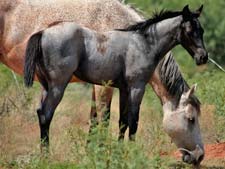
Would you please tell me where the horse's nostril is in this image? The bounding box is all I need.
[201,52,208,63]
[203,55,208,63]
[199,55,208,64]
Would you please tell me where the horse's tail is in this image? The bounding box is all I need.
[24,31,43,88]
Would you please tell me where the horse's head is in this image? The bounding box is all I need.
[163,84,204,167]
[179,5,208,65]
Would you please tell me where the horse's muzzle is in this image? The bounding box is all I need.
[179,145,204,166]
[195,49,208,65]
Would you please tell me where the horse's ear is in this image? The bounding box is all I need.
[183,5,190,13]
[197,5,203,13]
[194,5,203,18]
[182,5,191,20]
[186,84,197,98]
[179,84,197,105]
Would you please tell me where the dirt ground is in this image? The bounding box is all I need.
[172,143,225,168]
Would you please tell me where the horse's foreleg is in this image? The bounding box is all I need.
[37,85,66,152]
[118,87,129,140]
[128,82,145,141]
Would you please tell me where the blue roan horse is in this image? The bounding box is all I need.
[24,5,207,155]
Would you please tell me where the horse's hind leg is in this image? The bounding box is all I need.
[37,82,69,152]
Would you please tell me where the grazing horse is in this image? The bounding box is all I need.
[92,52,204,166]
[152,53,204,166]
[24,5,207,165]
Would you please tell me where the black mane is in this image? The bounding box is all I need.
[117,10,182,32]
[158,53,201,112]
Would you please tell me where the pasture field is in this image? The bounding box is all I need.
[1,0,225,168]
[0,53,225,168]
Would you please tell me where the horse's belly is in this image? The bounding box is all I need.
[74,58,122,86]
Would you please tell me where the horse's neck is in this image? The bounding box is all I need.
[146,16,182,58]
[122,3,144,22]
[146,16,183,105]
[149,71,176,105]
